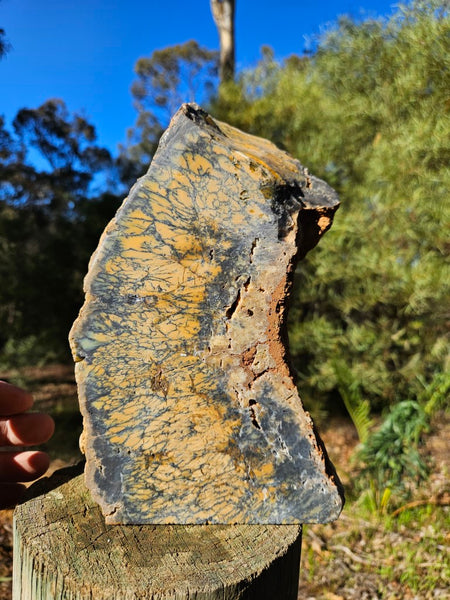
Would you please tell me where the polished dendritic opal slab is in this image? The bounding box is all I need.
[69,104,344,524]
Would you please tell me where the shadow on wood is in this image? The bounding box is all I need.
[13,464,302,599]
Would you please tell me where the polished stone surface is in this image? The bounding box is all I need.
[69,104,344,524]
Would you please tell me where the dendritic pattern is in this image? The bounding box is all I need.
[69,104,343,524]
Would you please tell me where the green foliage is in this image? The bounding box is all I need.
[331,360,373,444]
[123,40,218,180]
[213,0,450,418]
[1,2,448,429]
[0,335,60,370]
[357,400,430,509]
[132,40,218,116]
[212,2,449,511]
[419,370,450,415]
[350,368,448,511]
[0,100,122,366]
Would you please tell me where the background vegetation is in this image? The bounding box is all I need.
[210,1,450,511]
[1,0,448,509]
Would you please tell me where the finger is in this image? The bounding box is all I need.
[0,450,50,482]
[0,483,26,509]
[0,381,33,416]
[0,413,55,446]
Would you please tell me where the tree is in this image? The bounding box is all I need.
[0,1,11,59]
[122,41,218,181]
[0,27,10,59]
[0,100,121,364]
[210,0,236,83]
[10,99,112,213]
[213,0,450,416]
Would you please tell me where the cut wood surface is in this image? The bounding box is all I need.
[13,464,302,599]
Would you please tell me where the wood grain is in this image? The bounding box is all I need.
[13,465,302,599]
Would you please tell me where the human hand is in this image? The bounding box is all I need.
[0,381,55,509]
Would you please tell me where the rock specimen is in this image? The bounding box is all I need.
[69,104,344,524]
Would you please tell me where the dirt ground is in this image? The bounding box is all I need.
[0,365,448,599]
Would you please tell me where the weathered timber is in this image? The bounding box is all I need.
[69,103,344,524]
[13,464,302,600]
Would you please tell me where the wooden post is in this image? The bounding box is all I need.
[13,464,302,599]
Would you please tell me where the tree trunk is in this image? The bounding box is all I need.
[13,464,302,599]
[210,0,235,83]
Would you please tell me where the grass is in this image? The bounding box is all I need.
[300,504,449,599]
[384,506,449,594]
[298,409,449,599]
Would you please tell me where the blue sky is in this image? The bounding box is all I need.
[1,0,399,155]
